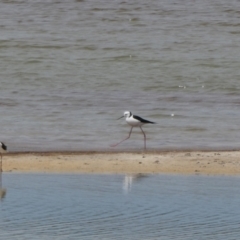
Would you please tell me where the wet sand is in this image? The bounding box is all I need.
[2,151,240,175]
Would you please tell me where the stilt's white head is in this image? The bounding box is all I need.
[117,111,132,120]
[123,111,132,118]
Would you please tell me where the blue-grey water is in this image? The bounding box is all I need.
[1,0,240,151]
[1,173,240,239]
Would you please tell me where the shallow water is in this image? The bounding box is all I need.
[1,0,240,151]
[1,173,240,239]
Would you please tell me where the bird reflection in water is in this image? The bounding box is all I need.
[0,175,7,200]
[123,173,148,194]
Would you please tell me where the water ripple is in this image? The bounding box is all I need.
[2,174,240,239]
[0,0,240,152]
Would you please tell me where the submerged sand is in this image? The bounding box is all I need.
[2,151,240,175]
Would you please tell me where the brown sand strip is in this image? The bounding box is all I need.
[2,151,240,175]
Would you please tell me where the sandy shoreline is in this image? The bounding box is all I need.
[1,150,240,175]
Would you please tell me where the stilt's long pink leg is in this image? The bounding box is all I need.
[0,154,2,171]
[140,126,146,150]
[110,127,133,147]
[0,154,2,184]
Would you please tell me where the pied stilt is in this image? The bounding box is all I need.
[0,142,7,199]
[0,142,7,161]
[111,111,155,149]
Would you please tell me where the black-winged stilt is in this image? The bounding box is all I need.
[0,142,7,173]
[0,142,7,199]
[111,111,155,149]
[0,142,7,160]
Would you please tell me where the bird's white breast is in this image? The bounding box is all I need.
[126,116,144,127]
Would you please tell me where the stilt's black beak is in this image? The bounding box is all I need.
[117,116,124,120]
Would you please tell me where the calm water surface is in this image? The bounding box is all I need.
[0,0,240,151]
[1,173,240,239]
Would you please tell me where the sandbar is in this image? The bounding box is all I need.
[2,151,240,175]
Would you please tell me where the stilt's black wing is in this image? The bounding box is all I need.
[1,142,7,151]
[133,115,155,124]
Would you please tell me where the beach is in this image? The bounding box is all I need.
[2,151,240,175]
